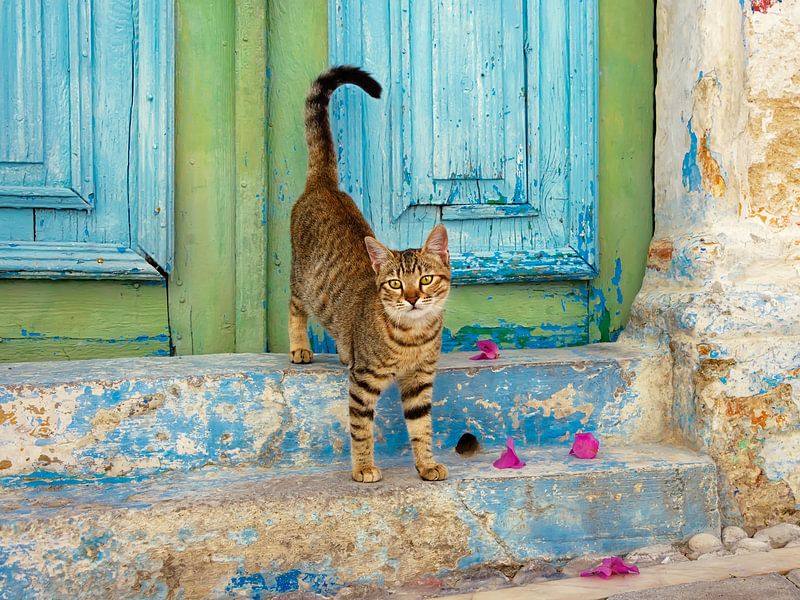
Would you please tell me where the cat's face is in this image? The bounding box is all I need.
[365,225,451,325]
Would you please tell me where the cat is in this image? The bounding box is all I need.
[289,66,451,483]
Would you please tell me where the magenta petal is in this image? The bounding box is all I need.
[582,557,639,579]
[569,432,600,459]
[475,340,500,360]
[608,557,639,575]
[469,352,490,360]
[492,437,526,469]
[581,566,613,579]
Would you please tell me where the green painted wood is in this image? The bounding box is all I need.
[135,0,176,272]
[265,1,654,352]
[265,0,329,353]
[170,0,237,355]
[442,282,589,350]
[234,0,268,353]
[590,0,655,342]
[0,280,169,362]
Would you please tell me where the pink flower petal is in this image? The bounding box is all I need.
[469,352,490,361]
[581,565,613,579]
[569,432,600,459]
[475,340,500,360]
[580,557,639,579]
[492,437,526,469]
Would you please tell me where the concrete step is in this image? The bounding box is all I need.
[0,344,670,482]
[0,443,718,598]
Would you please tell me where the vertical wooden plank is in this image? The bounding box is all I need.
[265,0,328,352]
[136,0,175,271]
[0,0,43,163]
[568,0,599,270]
[170,0,236,354]
[590,0,655,342]
[36,0,126,244]
[431,1,504,181]
[538,0,570,228]
[233,0,268,352]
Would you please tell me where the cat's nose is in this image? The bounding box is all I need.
[406,296,419,306]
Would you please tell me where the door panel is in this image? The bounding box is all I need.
[0,0,174,279]
[330,0,598,283]
[0,0,93,209]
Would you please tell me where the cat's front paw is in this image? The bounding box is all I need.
[352,465,383,483]
[290,349,313,364]
[417,463,448,481]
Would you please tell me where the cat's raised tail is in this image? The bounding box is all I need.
[304,66,382,188]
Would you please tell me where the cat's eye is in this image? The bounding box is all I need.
[420,275,433,285]
[388,279,402,289]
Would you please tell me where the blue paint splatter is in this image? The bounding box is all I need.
[309,327,337,354]
[611,258,623,305]
[682,119,702,192]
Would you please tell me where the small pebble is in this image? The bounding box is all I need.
[753,523,800,548]
[686,533,723,559]
[733,538,771,554]
[721,525,748,548]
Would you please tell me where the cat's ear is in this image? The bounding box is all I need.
[364,237,392,273]
[423,224,449,266]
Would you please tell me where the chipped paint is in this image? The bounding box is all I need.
[682,119,702,192]
[0,445,718,597]
[752,0,780,13]
[696,130,726,197]
[647,239,674,272]
[513,385,595,427]
[0,345,670,480]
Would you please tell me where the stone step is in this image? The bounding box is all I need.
[0,443,719,598]
[0,343,670,482]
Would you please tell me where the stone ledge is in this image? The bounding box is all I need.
[0,343,671,480]
[0,444,719,598]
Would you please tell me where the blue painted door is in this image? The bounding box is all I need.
[0,0,173,279]
[330,0,597,283]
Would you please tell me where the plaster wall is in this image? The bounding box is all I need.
[624,0,800,529]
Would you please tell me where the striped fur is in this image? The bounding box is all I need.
[290,66,451,483]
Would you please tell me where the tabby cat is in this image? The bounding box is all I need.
[289,66,451,483]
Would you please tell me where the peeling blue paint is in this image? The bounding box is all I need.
[2,348,666,483]
[0,444,720,597]
[682,118,702,192]
[612,258,624,305]
[309,326,337,354]
[226,566,343,597]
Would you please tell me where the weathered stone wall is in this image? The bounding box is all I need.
[623,0,800,530]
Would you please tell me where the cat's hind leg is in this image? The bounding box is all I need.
[288,295,313,364]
